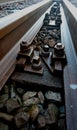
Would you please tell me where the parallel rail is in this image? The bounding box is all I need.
[0,0,77,130]
[62,1,77,130]
[0,0,53,89]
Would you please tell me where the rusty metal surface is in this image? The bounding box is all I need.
[11,59,62,91]
[0,63,15,90]
[0,0,53,89]
[40,52,54,73]
[0,1,77,130]
[11,2,64,92]
[0,1,52,60]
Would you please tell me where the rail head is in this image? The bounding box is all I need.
[62,0,77,61]
[63,0,77,20]
[0,0,52,39]
[61,2,77,130]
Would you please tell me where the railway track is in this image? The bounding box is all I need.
[0,0,53,88]
[68,0,77,7]
[0,0,77,130]
[0,0,43,18]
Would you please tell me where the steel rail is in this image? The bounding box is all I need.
[61,2,77,130]
[0,0,53,89]
[62,0,77,59]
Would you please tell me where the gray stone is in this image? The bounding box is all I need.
[44,103,58,124]
[16,87,24,95]
[6,98,20,113]
[0,122,9,130]
[0,94,8,108]
[29,105,39,121]
[58,119,66,130]
[15,112,30,128]
[37,115,46,128]
[45,91,61,102]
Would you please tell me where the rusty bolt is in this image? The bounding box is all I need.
[54,43,65,56]
[43,45,49,52]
